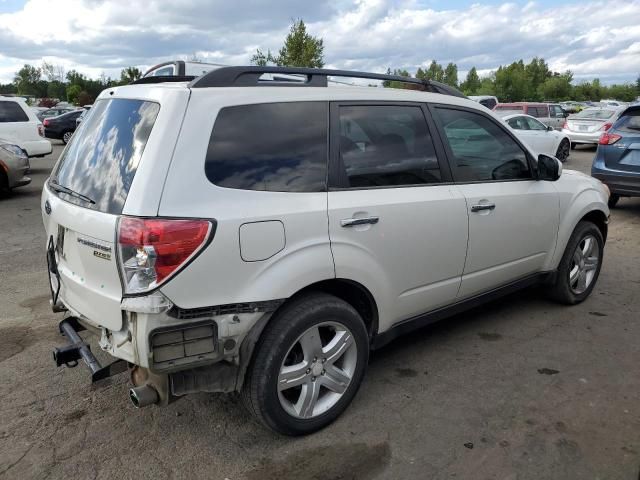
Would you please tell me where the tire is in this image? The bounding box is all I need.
[548,221,604,305]
[62,131,73,144]
[242,292,369,436]
[0,172,9,198]
[555,139,570,162]
[608,194,620,209]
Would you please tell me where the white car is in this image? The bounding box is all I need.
[0,97,52,157]
[501,113,571,162]
[43,66,610,436]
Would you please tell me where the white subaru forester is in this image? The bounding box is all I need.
[42,66,609,436]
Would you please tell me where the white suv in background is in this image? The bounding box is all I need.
[0,97,52,157]
[42,67,610,436]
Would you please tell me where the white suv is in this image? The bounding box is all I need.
[0,97,52,157]
[42,67,609,436]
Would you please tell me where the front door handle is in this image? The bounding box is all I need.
[470,203,496,212]
[341,216,379,227]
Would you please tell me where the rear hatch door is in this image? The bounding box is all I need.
[604,108,640,172]
[42,96,164,330]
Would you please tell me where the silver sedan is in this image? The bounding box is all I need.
[0,140,31,196]
[562,107,625,147]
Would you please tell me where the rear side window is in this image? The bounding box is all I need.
[205,102,327,192]
[51,98,160,214]
[336,105,442,188]
[615,110,640,133]
[0,101,29,122]
[528,106,547,118]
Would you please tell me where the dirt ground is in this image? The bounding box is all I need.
[1,143,639,479]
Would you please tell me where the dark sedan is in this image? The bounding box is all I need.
[43,110,83,144]
[591,105,640,208]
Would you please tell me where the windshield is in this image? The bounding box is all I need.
[574,109,615,120]
[51,98,160,214]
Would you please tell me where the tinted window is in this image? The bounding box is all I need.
[337,105,441,188]
[51,98,160,214]
[435,107,531,182]
[0,101,29,122]
[523,116,547,130]
[507,116,529,130]
[205,102,327,192]
[615,109,640,133]
[495,105,523,111]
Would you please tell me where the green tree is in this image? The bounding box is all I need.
[275,19,324,67]
[250,48,276,66]
[443,63,458,87]
[66,70,87,89]
[13,64,41,96]
[415,67,426,80]
[77,90,93,106]
[66,84,82,104]
[538,74,572,101]
[120,66,142,84]
[426,60,444,82]
[494,61,528,101]
[46,80,66,100]
[460,67,481,94]
[525,57,550,100]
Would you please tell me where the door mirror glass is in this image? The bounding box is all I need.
[537,154,562,181]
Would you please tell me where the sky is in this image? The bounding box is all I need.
[0,0,639,85]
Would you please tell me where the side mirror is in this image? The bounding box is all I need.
[563,111,569,118]
[547,125,554,132]
[537,154,562,181]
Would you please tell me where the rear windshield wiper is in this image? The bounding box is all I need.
[49,180,96,205]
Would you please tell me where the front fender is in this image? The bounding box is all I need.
[544,182,609,271]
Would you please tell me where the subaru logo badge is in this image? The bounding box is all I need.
[45,200,52,215]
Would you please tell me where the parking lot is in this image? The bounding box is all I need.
[0,143,639,479]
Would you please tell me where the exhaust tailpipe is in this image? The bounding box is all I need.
[129,385,159,408]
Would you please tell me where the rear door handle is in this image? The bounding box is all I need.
[470,203,496,212]
[340,216,379,227]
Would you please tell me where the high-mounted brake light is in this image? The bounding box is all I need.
[599,132,621,145]
[117,217,213,295]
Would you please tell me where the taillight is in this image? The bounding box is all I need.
[562,120,568,129]
[43,119,50,127]
[599,132,621,145]
[117,217,213,295]
[37,124,44,137]
[600,122,612,131]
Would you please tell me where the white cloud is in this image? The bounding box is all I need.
[0,0,638,84]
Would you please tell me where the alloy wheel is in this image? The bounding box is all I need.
[277,321,358,419]
[63,131,73,143]
[568,234,600,295]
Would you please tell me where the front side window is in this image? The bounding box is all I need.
[524,116,547,130]
[434,107,531,182]
[550,105,565,118]
[337,105,442,188]
[507,116,529,130]
[205,102,328,192]
[0,101,29,122]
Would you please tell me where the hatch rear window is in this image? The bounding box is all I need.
[615,109,640,133]
[50,98,160,214]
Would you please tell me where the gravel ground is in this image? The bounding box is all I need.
[0,143,639,480]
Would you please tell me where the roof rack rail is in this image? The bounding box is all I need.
[130,75,196,85]
[188,66,466,98]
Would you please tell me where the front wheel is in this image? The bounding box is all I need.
[242,292,369,435]
[555,139,570,162]
[547,221,604,304]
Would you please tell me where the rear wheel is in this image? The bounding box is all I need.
[242,292,369,435]
[555,139,570,162]
[608,194,620,209]
[62,131,73,144]
[548,221,604,304]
